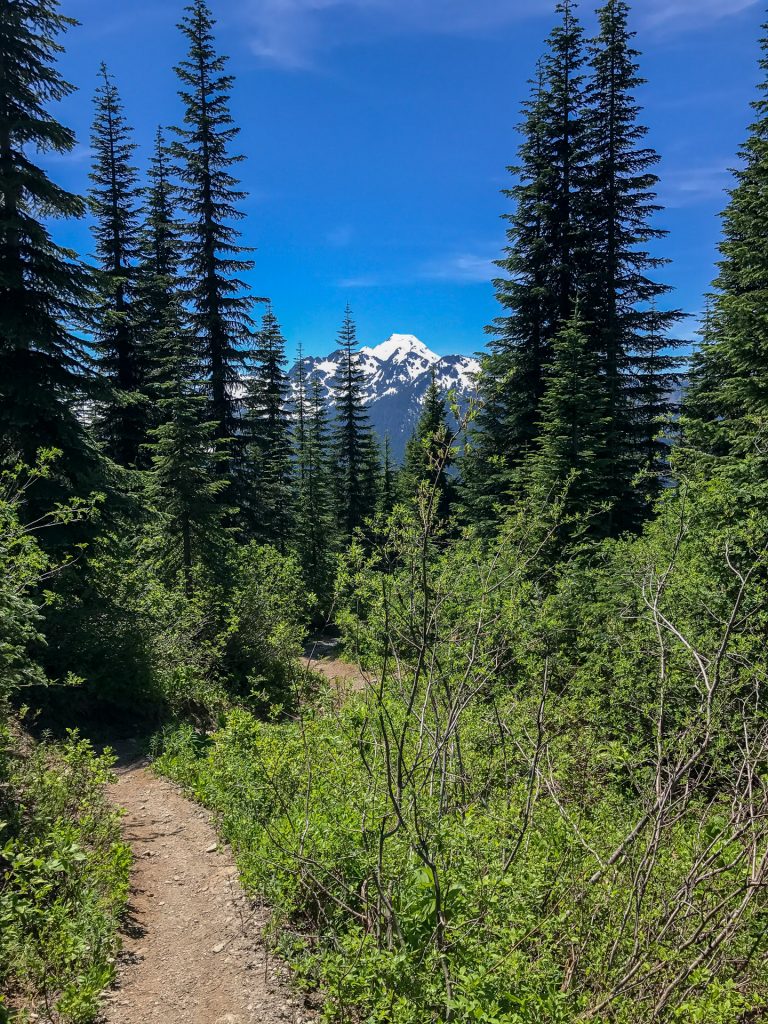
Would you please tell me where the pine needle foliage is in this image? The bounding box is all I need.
[172,0,256,460]
[138,127,181,408]
[403,369,455,524]
[296,377,337,612]
[686,24,768,477]
[583,0,683,528]
[526,309,611,545]
[145,297,231,596]
[243,306,294,549]
[330,305,377,540]
[0,0,92,494]
[465,2,588,528]
[89,63,148,468]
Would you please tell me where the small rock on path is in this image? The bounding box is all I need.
[101,748,316,1024]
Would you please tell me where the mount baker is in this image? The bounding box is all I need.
[290,334,480,460]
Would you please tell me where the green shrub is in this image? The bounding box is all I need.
[0,462,130,1022]
[0,734,130,1023]
[223,542,314,711]
[156,474,768,1023]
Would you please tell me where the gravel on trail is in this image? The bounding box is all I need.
[101,750,318,1024]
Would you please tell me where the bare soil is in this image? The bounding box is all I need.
[303,636,370,698]
[101,749,317,1024]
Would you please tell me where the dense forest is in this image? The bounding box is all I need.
[3,0,768,1021]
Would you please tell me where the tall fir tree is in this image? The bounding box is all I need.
[243,306,294,548]
[403,369,455,524]
[172,0,256,476]
[378,434,398,517]
[138,128,180,408]
[145,296,230,596]
[296,377,337,612]
[294,343,308,489]
[461,67,550,530]
[633,303,677,497]
[583,0,682,528]
[330,305,377,539]
[464,2,588,529]
[141,124,230,591]
[544,0,588,327]
[89,63,148,468]
[0,0,92,493]
[686,26,768,474]
[526,310,610,544]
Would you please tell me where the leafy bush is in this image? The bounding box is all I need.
[157,473,768,1023]
[223,542,314,710]
[0,458,130,1023]
[0,733,130,1023]
[46,533,312,724]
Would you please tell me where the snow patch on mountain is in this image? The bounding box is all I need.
[362,334,439,375]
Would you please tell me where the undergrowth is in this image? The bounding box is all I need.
[155,479,768,1023]
[0,731,131,1024]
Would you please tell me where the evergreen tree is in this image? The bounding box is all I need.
[330,305,377,539]
[296,377,337,611]
[0,0,92,492]
[378,434,398,517]
[544,0,588,327]
[294,343,308,489]
[141,124,230,592]
[89,63,147,468]
[243,306,294,548]
[138,127,180,408]
[172,0,256,467]
[464,2,588,528]
[686,25,768,472]
[145,297,229,596]
[633,303,676,497]
[583,0,682,528]
[403,370,455,523]
[526,310,610,541]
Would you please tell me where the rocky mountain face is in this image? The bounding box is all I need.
[290,334,480,460]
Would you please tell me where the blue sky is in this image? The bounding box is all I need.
[45,0,765,359]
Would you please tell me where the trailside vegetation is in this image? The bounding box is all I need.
[0,456,130,1023]
[3,0,768,1022]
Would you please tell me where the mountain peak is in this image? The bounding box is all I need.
[362,333,439,367]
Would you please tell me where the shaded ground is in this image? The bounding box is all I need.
[101,746,317,1024]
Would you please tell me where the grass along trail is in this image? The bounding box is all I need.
[101,746,317,1024]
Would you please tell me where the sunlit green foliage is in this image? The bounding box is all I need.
[157,461,768,1023]
[0,736,130,1024]
[0,458,128,1024]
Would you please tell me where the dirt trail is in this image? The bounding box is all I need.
[303,636,369,697]
[102,750,316,1024]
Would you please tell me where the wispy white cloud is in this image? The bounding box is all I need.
[335,249,496,288]
[241,0,545,69]
[419,252,496,284]
[328,224,355,247]
[661,162,736,208]
[337,273,382,288]
[644,0,758,30]
[44,145,94,165]
[240,0,758,69]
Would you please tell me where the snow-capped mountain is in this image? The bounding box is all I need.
[290,334,480,460]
